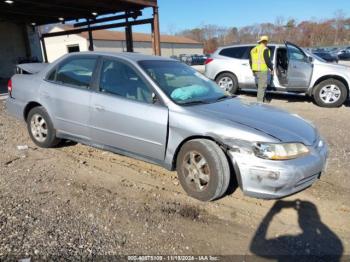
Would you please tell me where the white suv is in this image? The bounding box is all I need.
[205,42,350,107]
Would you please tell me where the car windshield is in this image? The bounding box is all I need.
[138,60,228,105]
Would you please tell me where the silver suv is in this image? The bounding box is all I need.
[205,42,350,107]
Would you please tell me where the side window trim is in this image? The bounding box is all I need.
[46,67,57,82]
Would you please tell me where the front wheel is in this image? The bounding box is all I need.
[313,79,348,107]
[176,139,231,202]
[27,106,60,148]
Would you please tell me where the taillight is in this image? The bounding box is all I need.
[204,58,213,65]
[7,79,12,96]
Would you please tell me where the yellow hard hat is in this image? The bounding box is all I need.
[258,35,269,43]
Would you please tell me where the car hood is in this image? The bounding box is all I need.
[314,59,349,71]
[191,98,317,145]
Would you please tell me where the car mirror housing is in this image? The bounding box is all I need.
[308,56,314,63]
[152,92,158,104]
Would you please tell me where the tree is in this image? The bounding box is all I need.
[333,10,346,45]
[177,14,350,49]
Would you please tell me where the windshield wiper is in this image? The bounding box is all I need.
[215,95,234,102]
[179,100,209,106]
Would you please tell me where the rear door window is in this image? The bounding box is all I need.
[219,46,250,59]
[55,57,97,87]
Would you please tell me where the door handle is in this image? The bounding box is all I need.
[242,63,249,66]
[94,105,105,111]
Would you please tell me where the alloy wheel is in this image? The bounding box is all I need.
[320,84,341,104]
[218,77,234,92]
[182,151,210,192]
[30,113,48,143]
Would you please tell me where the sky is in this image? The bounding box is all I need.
[132,0,350,34]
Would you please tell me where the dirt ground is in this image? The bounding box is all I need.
[0,94,350,261]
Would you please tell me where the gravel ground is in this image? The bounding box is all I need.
[0,96,350,260]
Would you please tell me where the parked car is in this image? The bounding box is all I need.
[7,52,328,201]
[205,42,350,107]
[177,54,207,66]
[328,47,340,53]
[337,49,350,61]
[179,54,188,64]
[190,54,207,65]
[170,55,179,61]
[312,48,326,53]
[312,51,339,63]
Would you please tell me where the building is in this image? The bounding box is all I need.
[0,0,160,91]
[44,26,203,62]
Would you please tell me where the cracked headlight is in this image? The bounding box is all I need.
[253,142,310,160]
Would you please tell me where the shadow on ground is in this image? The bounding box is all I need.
[239,90,350,107]
[250,200,343,262]
[239,90,313,104]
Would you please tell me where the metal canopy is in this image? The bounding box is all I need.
[0,0,157,25]
[0,0,161,60]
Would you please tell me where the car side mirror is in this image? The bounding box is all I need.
[308,56,314,63]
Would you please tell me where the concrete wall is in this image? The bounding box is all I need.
[94,40,203,57]
[93,40,125,53]
[161,43,204,57]
[0,22,27,78]
[44,27,203,61]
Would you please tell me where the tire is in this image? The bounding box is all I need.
[313,79,348,108]
[216,72,239,94]
[27,106,60,148]
[176,139,231,202]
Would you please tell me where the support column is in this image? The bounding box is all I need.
[152,6,161,56]
[22,24,31,58]
[41,37,48,63]
[87,19,94,51]
[125,12,134,52]
[125,25,134,52]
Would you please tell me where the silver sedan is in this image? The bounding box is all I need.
[7,52,328,201]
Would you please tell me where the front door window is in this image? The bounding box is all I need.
[99,59,152,103]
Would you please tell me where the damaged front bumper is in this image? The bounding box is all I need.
[227,140,328,199]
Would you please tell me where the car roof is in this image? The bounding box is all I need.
[216,43,284,51]
[64,51,175,63]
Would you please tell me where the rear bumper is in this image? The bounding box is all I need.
[204,64,216,80]
[228,141,328,199]
[6,97,25,120]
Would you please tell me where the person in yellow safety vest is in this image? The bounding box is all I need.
[249,36,274,103]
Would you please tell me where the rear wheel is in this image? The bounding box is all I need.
[216,72,239,94]
[27,106,60,148]
[176,139,231,202]
[313,79,348,107]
